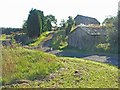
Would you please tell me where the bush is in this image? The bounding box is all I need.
[96,43,110,51]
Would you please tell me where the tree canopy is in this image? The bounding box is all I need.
[102,15,118,53]
[23,9,55,38]
[46,14,57,25]
[26,9,43,38]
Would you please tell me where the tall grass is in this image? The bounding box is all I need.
[1,46,118,88]
[2,47,62,85]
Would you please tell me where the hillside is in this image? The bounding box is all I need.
[2,47,118,88]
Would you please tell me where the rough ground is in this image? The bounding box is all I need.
[3,57,118,88]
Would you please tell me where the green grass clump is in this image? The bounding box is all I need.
[2,47,62,85]
[29,31,52,46]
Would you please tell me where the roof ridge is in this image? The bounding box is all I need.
[71,25,106,36]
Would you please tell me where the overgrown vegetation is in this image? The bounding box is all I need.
[2,47,62,85]
[102,15,118,54]
[23,9,56,38]
[96,43,110,52]
[51,30,68,50]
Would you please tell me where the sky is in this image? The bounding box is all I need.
[0,0,119,28]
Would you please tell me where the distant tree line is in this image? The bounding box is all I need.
[1,28,21,35]
[23,9,57,38]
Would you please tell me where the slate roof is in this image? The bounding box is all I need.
[74,15,100,25]
[72,26,106,36]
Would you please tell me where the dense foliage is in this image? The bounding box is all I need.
[46,14,57,25]
[26,9,43,38]
[23,9,57,38]
[102,14,118,53]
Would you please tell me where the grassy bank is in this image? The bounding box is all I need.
[1,47,118,88]
[29,31,53,46]
[2,47,61,85]
[39,57,118,88]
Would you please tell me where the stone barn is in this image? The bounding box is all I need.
[74,15,100,26]
[68,26,107,49]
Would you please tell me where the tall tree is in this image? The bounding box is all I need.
[23,9,57,37]
[38,11,45,32]
[27,9,43,38]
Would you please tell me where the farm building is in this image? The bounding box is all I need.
[68,26,107,49]
[74,15,100,25]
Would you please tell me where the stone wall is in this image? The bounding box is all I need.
[68,28,106,49]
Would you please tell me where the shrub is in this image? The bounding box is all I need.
[96,43,110,51]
